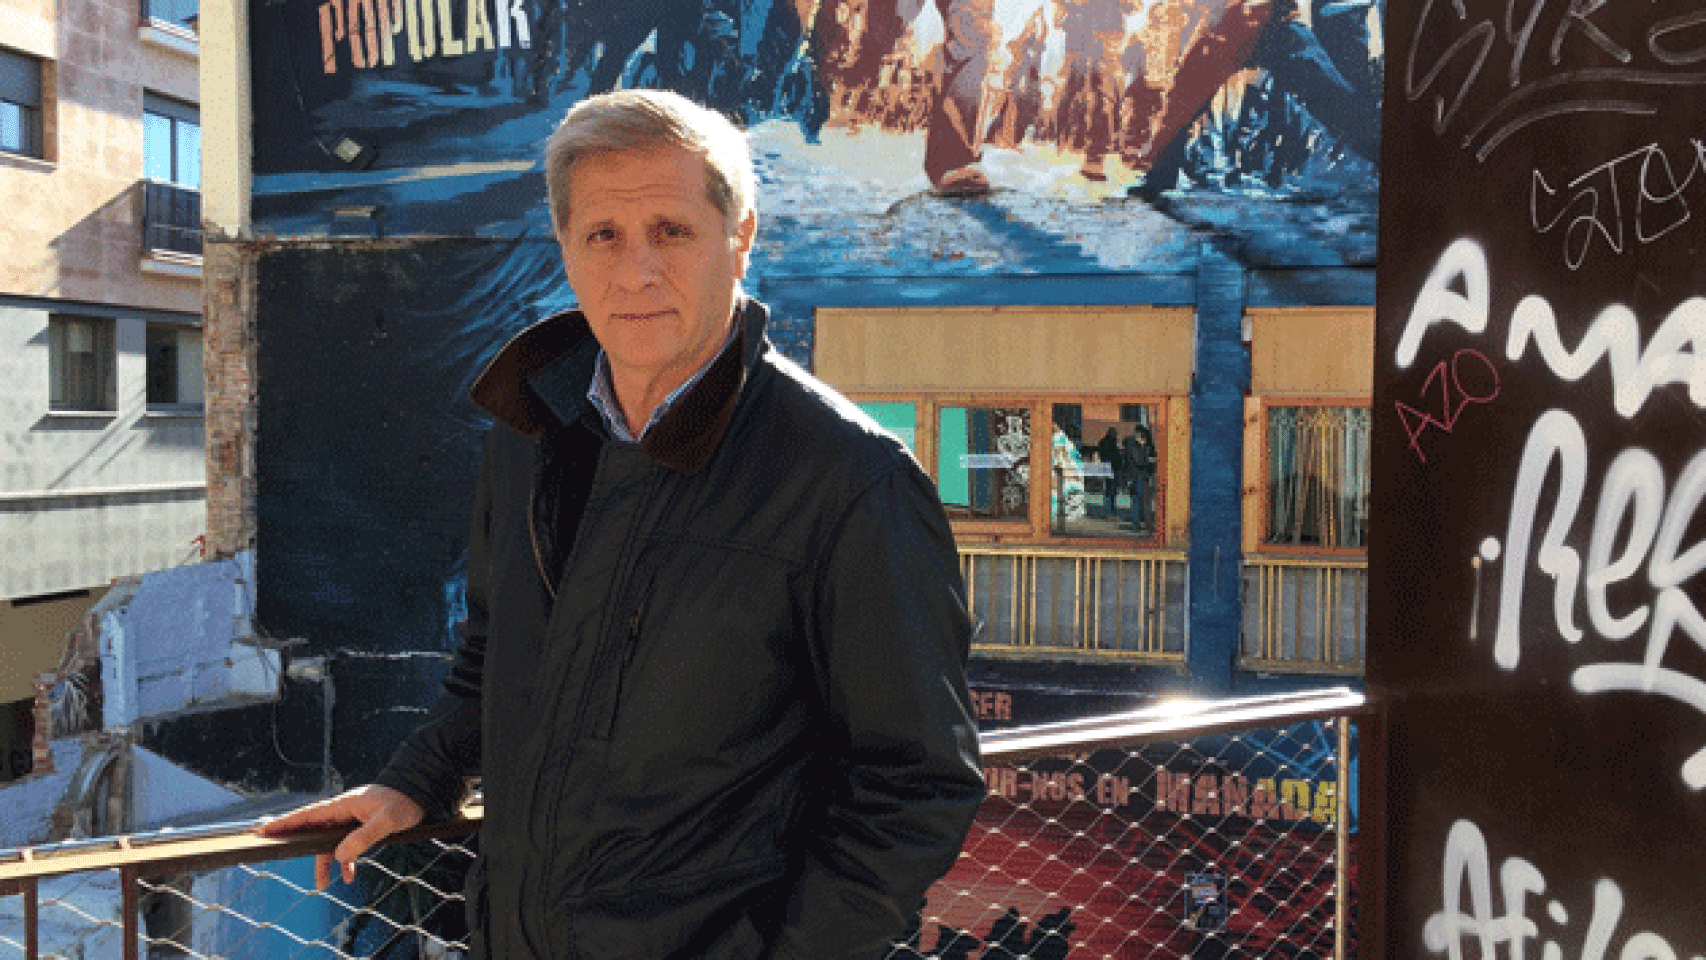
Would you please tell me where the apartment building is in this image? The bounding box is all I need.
[0,0,204,779]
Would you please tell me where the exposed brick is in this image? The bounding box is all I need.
[31,674,54,776]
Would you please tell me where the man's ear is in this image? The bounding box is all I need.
[732,208,757,279]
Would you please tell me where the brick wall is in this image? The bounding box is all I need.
[203,235,258,558]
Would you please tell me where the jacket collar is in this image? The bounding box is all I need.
[469,297,768,474]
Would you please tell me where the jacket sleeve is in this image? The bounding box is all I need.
[371,431,494,822]
[771,461,986,959]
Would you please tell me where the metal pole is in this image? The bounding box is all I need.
[1335,715,1351,960]
[24,879,38,960]
[122,866,140,960]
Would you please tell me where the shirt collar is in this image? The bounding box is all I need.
[586,320,741,443]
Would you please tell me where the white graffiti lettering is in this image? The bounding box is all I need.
[1425,820,1696,959]
[1396,238,1706,417]
[1398,237,1706,792]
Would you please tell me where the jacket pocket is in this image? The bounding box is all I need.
[570,856,789,959]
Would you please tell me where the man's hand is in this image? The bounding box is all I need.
[257,784,424,889]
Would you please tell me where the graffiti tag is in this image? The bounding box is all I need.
[1425,820,1695,959]
[1531,139,1704,270]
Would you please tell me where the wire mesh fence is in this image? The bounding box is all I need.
[899,717,1356,958]
[0,691,1360,959]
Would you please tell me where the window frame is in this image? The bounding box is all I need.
[850,391,1171,548]
[0,47,46,161]
[47,315,118,414]
[142,91,199,188]
[1256,396,1371,557]
[144,322,204,411]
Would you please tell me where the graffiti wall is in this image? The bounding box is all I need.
[1370,0,1706,954]
[250,0,1383,269]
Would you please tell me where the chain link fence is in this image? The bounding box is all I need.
[1,691,1361,959]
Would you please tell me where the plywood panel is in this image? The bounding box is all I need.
[1249,308,1374,396]
[1163,397,1190,547]
[817,306,1194,394]
[1242,397,1264,555]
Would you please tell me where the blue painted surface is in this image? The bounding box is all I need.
[1187,247,1250,692]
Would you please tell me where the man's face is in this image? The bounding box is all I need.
[558,146,757,392]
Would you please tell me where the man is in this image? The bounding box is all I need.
[262,89,985,958]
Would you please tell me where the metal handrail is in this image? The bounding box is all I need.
[0,687,1367,958]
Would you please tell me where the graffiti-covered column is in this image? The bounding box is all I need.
[1370,0,1706,954]
[1188,244,1248,691]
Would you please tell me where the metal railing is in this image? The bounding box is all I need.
[0,687,1365,959]
[142,181,202,256]
[1241,555,1367,674]
[961,545,1188,661]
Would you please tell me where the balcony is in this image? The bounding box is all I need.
[141,180,201,257]
[960,545,1187,662]
[1241,555,1368,674]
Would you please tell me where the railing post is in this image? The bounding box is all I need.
[121,866,139,960]
[1335,715,1351,960]
[24,879,38,960]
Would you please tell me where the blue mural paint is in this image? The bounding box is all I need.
[240,0,1384,789]
[1188,245,1249,693]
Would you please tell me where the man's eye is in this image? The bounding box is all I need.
[656,222,693,241]
[586,227,616,244]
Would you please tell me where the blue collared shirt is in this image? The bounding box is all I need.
[586,321,739,443]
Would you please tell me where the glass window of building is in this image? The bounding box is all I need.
[856,401,917,453]
[0,48,44,159]
[48,316,116,412]
[146,324,203,408]
[144,0,200,31]
[143,93,199,188]
[936,405,1030,523]
[1265,405,1370,549]
[1048,402,1160,540]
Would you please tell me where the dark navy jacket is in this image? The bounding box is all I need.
[377,298,984,958]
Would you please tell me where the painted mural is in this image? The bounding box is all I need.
[250,0,1383,269]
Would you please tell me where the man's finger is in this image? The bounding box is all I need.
[258,801,357,836]
[315,853,334,891]
[331,817,397,884]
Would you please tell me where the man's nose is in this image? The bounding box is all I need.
[613,241,663,289]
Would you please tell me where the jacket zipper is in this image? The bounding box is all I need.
[527,494,556,602]
[567,467,668,741]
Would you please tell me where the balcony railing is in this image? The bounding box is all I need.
[141,180,202,256]
[1241,555,1368,674]
[0,687,1366,959]
[961,545,1187,661]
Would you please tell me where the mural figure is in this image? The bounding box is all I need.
[810,0,999,193]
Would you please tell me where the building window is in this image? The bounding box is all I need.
[0,48,44,159]
[143,93,201,254]
[48,316,116,412]
[144,93,199,187]
[856,395,1167,544]
[143,0,199,32]
[937,405,1031,524]
[146,324,203,408]
[1264,405,1370,550]
[1049,402,1158,539]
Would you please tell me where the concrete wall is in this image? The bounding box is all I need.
[0,304,206,602]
